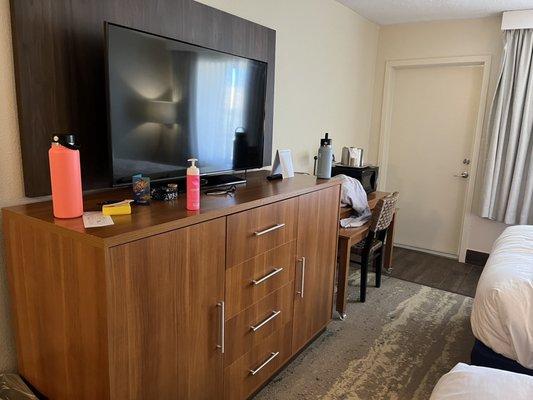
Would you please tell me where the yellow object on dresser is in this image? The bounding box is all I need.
[101,200,133,216]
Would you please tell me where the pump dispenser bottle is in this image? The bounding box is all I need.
[186,158,200,210]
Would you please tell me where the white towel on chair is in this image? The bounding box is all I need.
[333,174,371,228]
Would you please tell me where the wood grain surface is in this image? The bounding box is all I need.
[2,173,342,400]
[292,185,340,353]
[226,197,298,267]
[107,218,225,399]
[3,215,109,399]
[10,0,276,196]
[224,283,293,366]
[4,171,338,247]
[225,240,296,319]
[224,323,293,400]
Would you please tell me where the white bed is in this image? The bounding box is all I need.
[470,225,533,369]
[430,363,533,399]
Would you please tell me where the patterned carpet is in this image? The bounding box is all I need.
[254,273,474,399]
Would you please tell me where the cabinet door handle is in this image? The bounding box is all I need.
[296,257,306,298]
[249,352,280,376]
[254,223,285,236]
[216,301,225,354]
[251,268,283,285]
[250,310,281,332]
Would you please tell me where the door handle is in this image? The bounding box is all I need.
[454,171,469,179]
[254,223,285,236]
[251,268,283,285]
[249,352,280,376]
[216,301,225,354]
[296,257,306,298]
[250,310,281,332]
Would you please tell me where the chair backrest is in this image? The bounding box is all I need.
[369,192,399,233]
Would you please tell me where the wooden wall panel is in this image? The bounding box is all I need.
[9,0,275,196]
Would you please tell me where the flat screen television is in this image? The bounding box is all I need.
[105,22,268,186]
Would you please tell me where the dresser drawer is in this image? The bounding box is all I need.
[224,323,292,400]
[225,241,295,319]
[224,283,293,366]
[226,198,298,267]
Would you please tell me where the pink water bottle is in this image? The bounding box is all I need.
[48,134,84,218]
[186,158,200,211]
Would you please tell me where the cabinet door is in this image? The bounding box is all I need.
[292,186,340,352]
[107,218,225,400]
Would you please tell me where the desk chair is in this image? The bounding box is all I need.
[352,192,399,303]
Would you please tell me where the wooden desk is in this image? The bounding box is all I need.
[336,191,396,319]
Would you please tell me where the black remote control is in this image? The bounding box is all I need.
[266,173,283,181]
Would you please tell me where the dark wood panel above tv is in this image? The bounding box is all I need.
[9,0,275,197]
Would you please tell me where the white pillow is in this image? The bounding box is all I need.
[430,363,533,400]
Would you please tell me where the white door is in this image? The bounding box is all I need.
[384,64,483,257]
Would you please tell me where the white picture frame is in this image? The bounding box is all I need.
[271,149,294,178]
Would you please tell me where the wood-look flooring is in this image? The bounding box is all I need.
[386,246,483,298]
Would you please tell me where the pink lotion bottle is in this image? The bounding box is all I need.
[186,158,200,210]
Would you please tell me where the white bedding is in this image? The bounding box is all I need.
[430,363,533,399]
[470,225,533,368]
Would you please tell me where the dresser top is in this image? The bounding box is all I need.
[3,171,340,247]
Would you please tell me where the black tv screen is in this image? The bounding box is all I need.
[105,23,268,185]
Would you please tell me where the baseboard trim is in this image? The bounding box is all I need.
[465,249,489,267]
[394,243,458,260]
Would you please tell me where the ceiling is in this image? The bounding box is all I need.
[337,0,533,25]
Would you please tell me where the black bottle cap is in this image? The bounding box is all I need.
[320,132,332,146]
[52,134,80,150]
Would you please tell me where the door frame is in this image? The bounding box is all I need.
[377,55,492,262]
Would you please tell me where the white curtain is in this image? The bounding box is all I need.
[480,29,533,225]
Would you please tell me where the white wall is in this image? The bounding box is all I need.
[0,0,379,372]
[369,17,509,254]
[196,0,380,171]
[0,0,23,372]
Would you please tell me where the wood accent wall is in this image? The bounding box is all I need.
[9,0,276,197]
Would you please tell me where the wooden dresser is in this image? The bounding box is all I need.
[2,172,341,400]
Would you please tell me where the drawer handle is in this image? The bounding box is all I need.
[251,268,283,285]
[249,352,280,376]
[254,223,285,236]
[216,301,225,354]
[250,310,281,332]
[296,257,306,298]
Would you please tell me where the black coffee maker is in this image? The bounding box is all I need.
[331,164,379,194]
